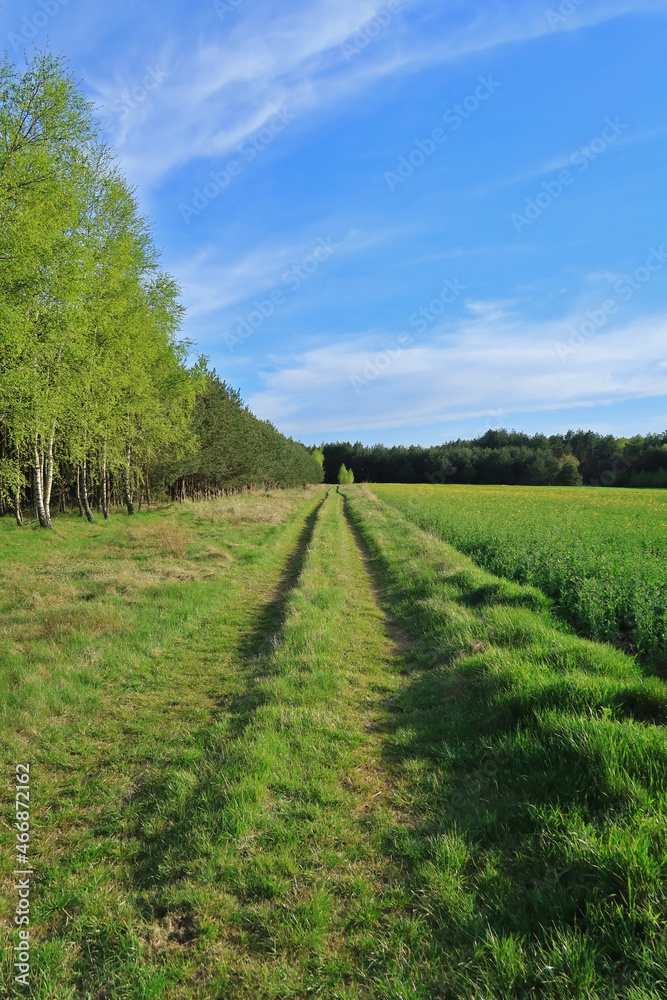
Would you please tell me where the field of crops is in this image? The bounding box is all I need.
[374,484,667,666]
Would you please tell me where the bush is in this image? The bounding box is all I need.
[556,454,583,486]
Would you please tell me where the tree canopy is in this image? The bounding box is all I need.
[321,430,667,488]
[0,52,321,527]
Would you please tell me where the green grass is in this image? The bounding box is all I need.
[340,484,667,998]
[372,483,667,666]
[0,489,328,998]
[1,489,415,998]
[154,486,410,998]
[2,485,667,998]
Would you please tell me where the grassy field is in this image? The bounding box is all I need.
[1,485,667,998]
[0,489,328,998]
[373,484,667,667]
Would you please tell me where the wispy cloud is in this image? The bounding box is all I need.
[469,123,667,201]
[174,224,405,318]
[88,0,406,185]
[246,307,667,434]
[83,0,667,188]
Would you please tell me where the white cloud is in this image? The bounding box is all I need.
[173,224,405,318]
[470,124,667,202]
[245,309,667,434]
[84,0,667,188]
[88,0,406,185]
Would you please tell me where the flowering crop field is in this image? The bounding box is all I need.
[374,484,667,665]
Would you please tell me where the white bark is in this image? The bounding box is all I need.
[44,427,55,512]
[76,465,84,516]
[33,439,52,529]
[81,456,95,522]
[124,445,135,515]
[102,431,109,519]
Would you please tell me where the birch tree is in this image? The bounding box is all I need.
[0,52,323,526]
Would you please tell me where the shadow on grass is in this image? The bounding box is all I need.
[340,490,667,994]
[450,575,553,614]
[101,496,326,903]
[39,495,332,996]
[237,494,327,663]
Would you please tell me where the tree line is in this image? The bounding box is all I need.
[0,52,322,528]
[322,429,667,488]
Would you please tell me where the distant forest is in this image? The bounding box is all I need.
[0,53,322,528]
[323,430,667,488]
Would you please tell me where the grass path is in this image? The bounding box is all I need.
[1,489,419,999]
[152,488,414,998]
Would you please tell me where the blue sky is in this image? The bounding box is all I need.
[3,0,667,446]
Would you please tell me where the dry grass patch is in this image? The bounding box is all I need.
[21,584,79,611]
[124,521,189,558]
[2,587,125,646]
[191,487,322,525]
[33,603,125,642]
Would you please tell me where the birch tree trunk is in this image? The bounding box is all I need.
[124,445,135,515]
[81,457,95,522]
[13,466,23,526]
[102,432,109,519]
[44,428,55,513]
[33,440,52,529]
[76,466,84,516]
[14,492,23,525]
